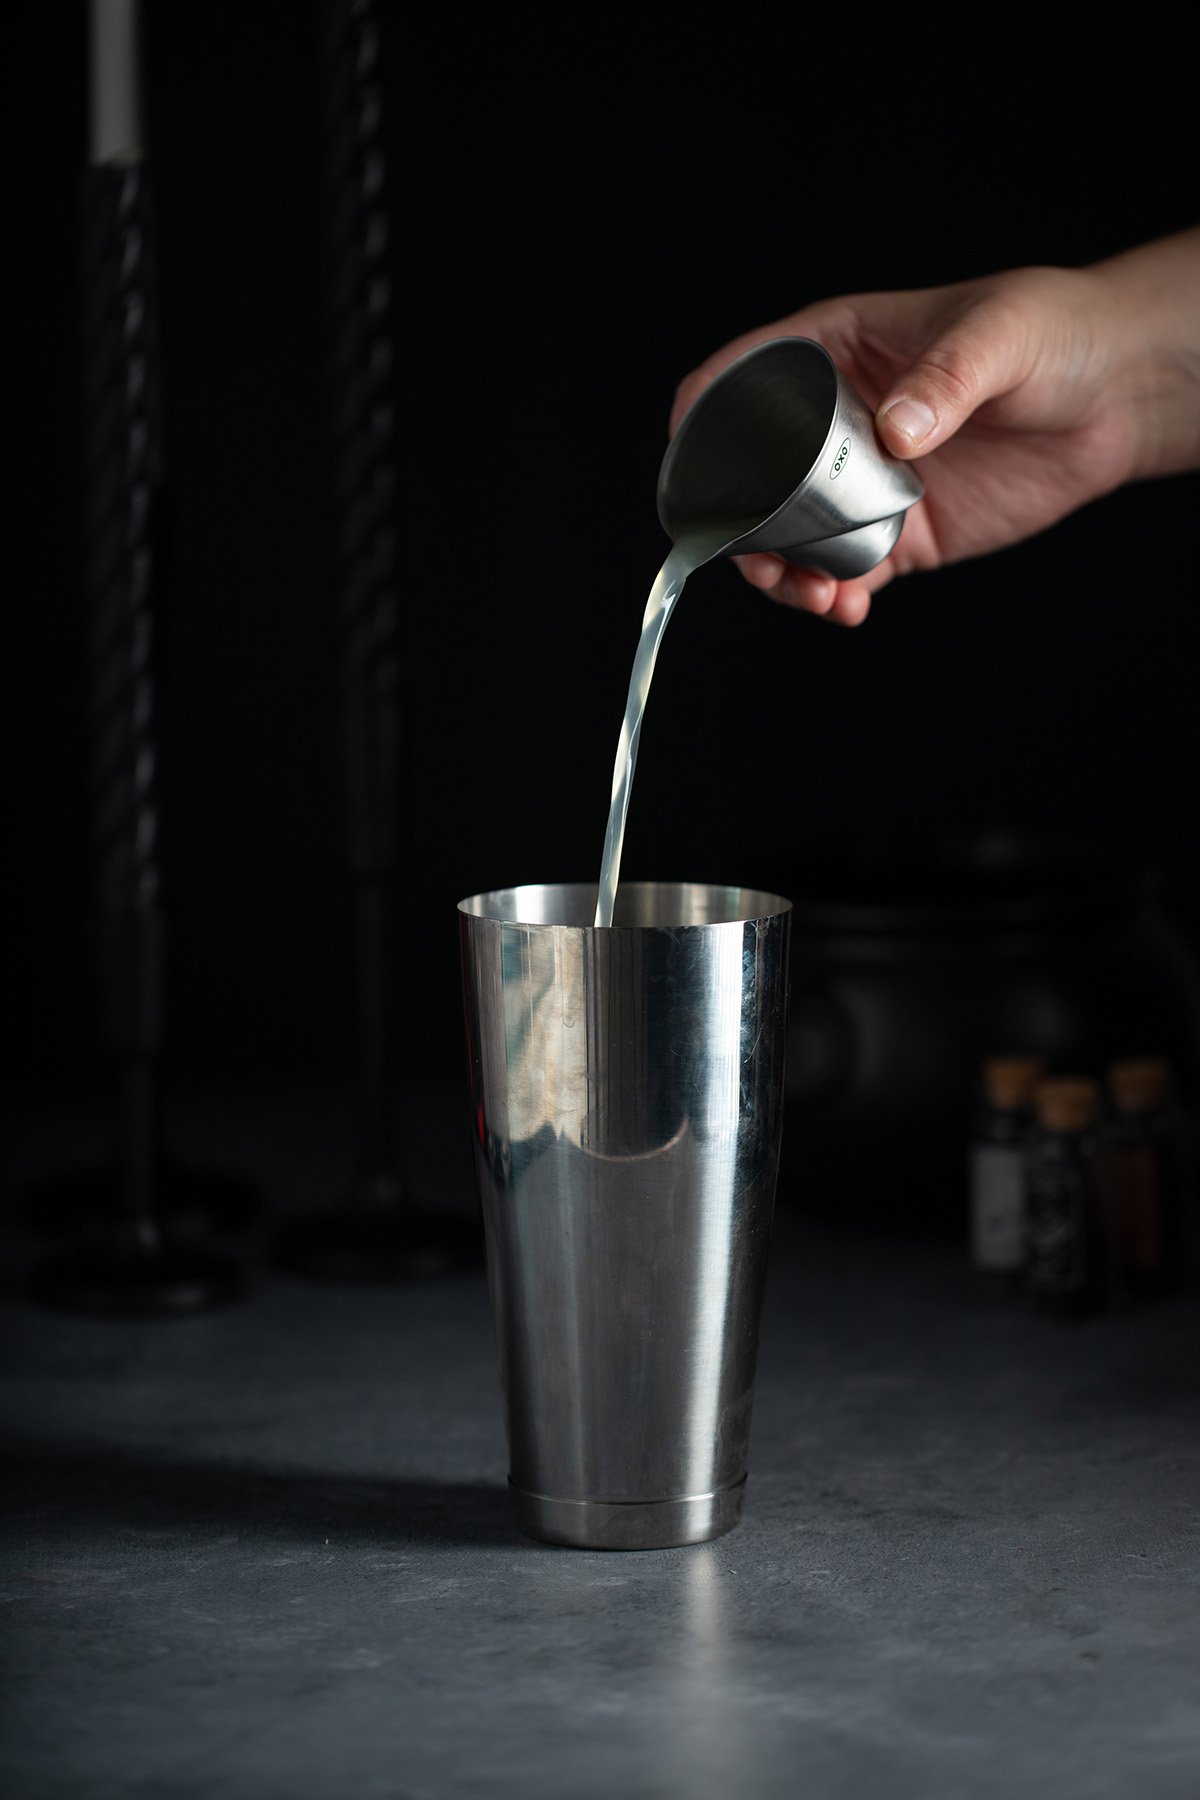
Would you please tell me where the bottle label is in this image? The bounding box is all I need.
[1115,1147,1161,1270]
[969,1145,1026,1271]
[1027,1165,1087,1293]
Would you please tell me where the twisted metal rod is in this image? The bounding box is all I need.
[320,0,404,1202]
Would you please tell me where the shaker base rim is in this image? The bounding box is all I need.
[509,1475,746,1551]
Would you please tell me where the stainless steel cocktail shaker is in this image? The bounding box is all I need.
[459,881,791,1549]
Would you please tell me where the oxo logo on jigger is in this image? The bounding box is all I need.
[831,437,852,478]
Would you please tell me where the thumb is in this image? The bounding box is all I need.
[874,318,1023,459]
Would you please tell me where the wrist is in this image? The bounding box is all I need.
[1088,228,1200,480]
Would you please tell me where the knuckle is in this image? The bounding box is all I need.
[919,341,987,411]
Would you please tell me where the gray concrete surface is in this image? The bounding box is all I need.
[3,1083,1199,1798]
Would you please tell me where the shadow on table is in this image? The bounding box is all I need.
[1,1434,521,1550]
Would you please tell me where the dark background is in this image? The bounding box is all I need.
[7,7,1199,1107]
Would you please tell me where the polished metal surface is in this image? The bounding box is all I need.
[657,336,924,579]
[459,882,792,1550]
[509,1476,746,1551]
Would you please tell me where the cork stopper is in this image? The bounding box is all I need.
[982,1055,1046,1110]
[1034,1076,1100,1133]
[1108,1057,1171,1114]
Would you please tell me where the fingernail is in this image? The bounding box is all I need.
[880,396,936,446]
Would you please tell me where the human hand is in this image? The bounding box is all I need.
[669,230,1200,625]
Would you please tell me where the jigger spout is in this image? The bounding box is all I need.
[657,337,924,580]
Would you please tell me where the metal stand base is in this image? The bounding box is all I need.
[508,1476,747,1551]
[19,1158,260,1239]
[30,1227,243,1315]
[273,1203,482,1282]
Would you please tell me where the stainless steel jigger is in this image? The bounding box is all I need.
[459,882,792,1550]
[657,336,924,579]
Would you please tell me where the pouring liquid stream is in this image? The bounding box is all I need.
[594,518,765,929]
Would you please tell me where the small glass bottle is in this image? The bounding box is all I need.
[1025,1076,1120,1317]
[1102,1058,1183,1298]
[967,1055,1044,1298]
